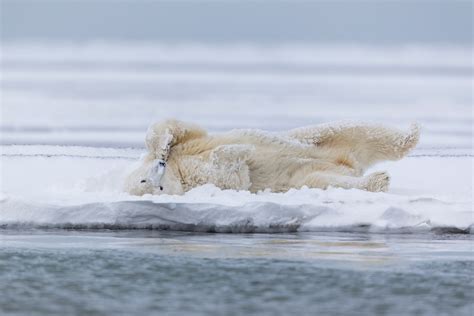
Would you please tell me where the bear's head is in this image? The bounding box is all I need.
[124,153,184,196]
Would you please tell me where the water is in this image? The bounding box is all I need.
[1,230,472,316]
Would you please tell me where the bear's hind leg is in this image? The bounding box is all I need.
[362,171,390,192]
[301,171,390,192]
[288,121,420,172]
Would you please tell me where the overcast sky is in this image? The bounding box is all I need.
[1,0,472,44]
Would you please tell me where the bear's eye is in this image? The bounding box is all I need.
[159,186,164,191]
[140,179,146,183]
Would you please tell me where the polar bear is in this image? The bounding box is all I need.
[124,119,420,196]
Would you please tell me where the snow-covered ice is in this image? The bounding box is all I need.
[1,43,472,233]
[1,145,471,233]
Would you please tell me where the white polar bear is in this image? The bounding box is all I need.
[124,119,420,196]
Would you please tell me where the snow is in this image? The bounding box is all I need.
[0,42,472,233]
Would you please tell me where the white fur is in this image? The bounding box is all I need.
[124,119,420,196]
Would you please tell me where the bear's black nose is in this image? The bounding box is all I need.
[140,180,147,183]
[159,161,166,167]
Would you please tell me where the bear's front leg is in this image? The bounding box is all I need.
[208,145,253,191]
[210,144,254,168]
[145,119,208,160]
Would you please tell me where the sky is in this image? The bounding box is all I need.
[1,0,472,44]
